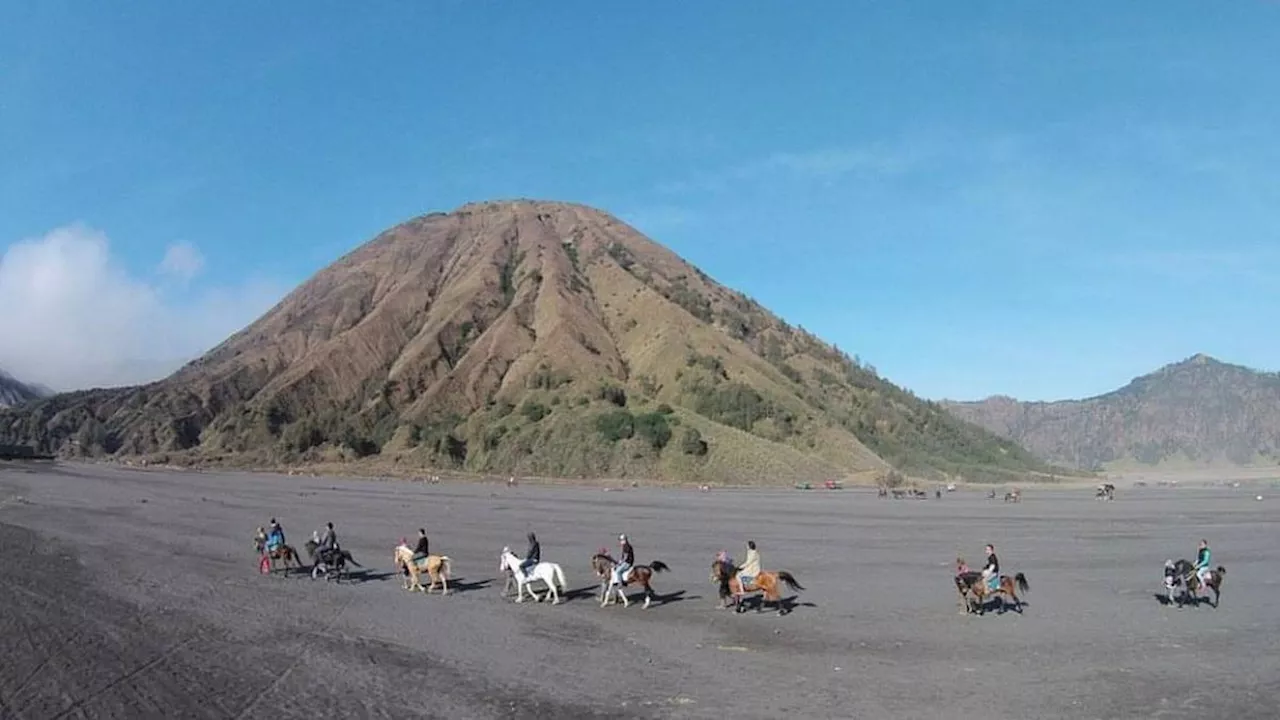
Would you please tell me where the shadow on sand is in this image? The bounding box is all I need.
[1153,592,1216,609]
[725,594,815,616]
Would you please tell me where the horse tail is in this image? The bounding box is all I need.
[649,560,670,573]
[1015,572,1029,592]
[553,564,567,590]
[778,571,805,592]
[441,556,452,576]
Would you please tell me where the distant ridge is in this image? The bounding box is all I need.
[1,200,1069,485]
[943,354,1280,470]
[0,369,47,409]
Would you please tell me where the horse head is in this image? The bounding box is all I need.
[591,553,614,576]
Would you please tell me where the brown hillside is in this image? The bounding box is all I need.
[0,200,1065,485]
[943,354,1280,470]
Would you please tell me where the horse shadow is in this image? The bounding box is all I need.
[1152,592,1215,609]
[967,596,1026,616]
[342,569,397,584]
[730,594,812,616]
[442,577,493,595]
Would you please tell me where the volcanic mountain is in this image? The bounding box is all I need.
[0,200,1062,485]
[0,368,46,409]
[943,354,1280,470]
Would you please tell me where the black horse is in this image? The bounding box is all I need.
[1167,558,1226,608]
[304,539,362,581]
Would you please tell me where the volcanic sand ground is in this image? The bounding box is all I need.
[2,463,1278,720]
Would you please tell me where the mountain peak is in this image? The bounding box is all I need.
[944,355,1280,470]
[1,199,1061,485]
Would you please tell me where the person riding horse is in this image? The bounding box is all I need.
[315,522,339,566]
[981,544,1000,593]
[614,534,634,587]
[266,518,285,552]
[737,541,761,591]
[520,532,540,578]
[412,528,430,562]
[1193,539,1212,589]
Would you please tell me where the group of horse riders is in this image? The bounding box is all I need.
[516,532,641,588]
[953,539,1218,608]
[254,518,343,567]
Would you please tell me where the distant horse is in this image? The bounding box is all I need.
[710,558,805,616]
[393,544,452,595]
[304,539,362,581]
[1171,558,1226,608]
[499,547,567,604]
[1096,483,1116,501]
[253,531,302,574]
[590,553,670,609]
[955,570,1029,615]
[1003,488,1022,503]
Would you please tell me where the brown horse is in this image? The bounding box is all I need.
[393,545,452,595]
[955,570,1029,615]
[709,559,804,616]
[253,532,302,574]
[590,553,670,609]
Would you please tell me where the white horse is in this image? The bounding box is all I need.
[499,547,567,605]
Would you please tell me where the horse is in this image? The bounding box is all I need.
[393,544,452,595]
[590,553,670,609]
[304,539,362,581]
[709,558,805,616]
[252,532,302,574]
[1096,483,1116,501]
[955,570,1029,615]
[1003,488,1021,503]
[498,547,567,604]
[1171,558,1226,608]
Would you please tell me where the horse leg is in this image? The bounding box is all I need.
[642,579,652,609]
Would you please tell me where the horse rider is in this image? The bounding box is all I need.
[737,540,761,591]
[317,522,339,563]
[1193,539,1212,588]
[412,528,430,562]
[955,556,970,578]
[520,532,540,578]
[266,518,285,552]
[981,543,1000,592]
[613,534,634,586]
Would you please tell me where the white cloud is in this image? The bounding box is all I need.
[158,241,205,283]
[0,224,287,392]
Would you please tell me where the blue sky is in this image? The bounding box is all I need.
[2,1,1277,397]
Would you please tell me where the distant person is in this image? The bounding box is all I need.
[981,544,1000,592]
[738,540,761,590]
[614,534,634,586]
[412,528,430,561]
[520,532,540,578]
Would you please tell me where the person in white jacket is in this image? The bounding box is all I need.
[738,540,761,590]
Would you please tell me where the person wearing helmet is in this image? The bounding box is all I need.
[520,532,540,578]
[613,534,634,586]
